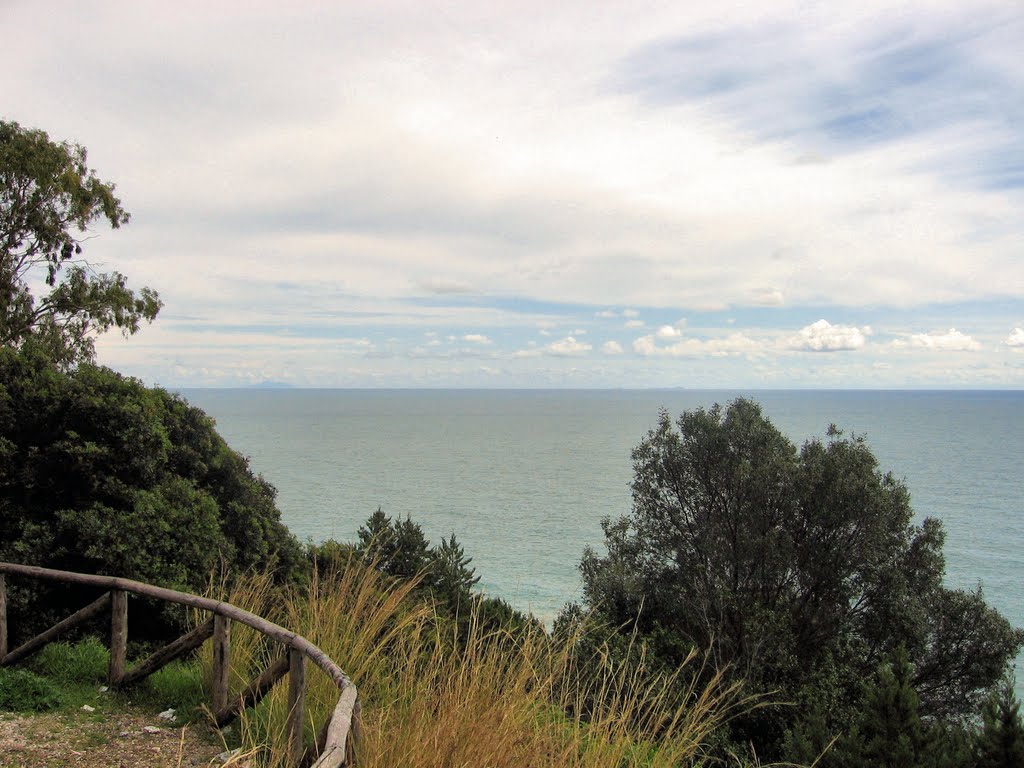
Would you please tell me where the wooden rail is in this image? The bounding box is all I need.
[0,562,359,768]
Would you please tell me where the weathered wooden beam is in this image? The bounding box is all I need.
[118,616,216,687]
[212,614,231,714]
[0,573,7,661]
[215,653,290,728]
[288,648,307,768]
[1,592,112,667]
[309,690,359,768]
[109,590,128,685]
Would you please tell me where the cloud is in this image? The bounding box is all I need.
[547,335,592,356]
[790,319,871,352]
[416,277,473,294]
[463,334,492,344]
[633,332,760,358]
[750,288,785,307]
[1006,328,1024,347]
[655,321,686,340]
[624,319,645,329]
[896,328,982,351]
[602,340,624,355]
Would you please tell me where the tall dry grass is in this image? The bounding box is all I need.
[203,557,755,767]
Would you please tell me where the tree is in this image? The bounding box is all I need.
[976,672,1024,768]
[574,399,1023,753]
[1,120,160,367]
[0,346,304,641]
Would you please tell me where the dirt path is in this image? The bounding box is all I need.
[0,708,240,768]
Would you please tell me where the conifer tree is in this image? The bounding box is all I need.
[976,672,1024,768]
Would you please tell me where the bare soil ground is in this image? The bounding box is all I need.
[0,708,235,768]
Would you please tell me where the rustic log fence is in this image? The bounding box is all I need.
[0,562,359,768]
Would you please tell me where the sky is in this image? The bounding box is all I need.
[4,1,1023,388]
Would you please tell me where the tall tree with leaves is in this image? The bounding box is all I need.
[0,120,160,367]
[574,398,1023,754]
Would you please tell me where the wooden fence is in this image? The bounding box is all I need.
[0,562,359,768]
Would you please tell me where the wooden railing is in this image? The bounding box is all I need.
[0,562,359,768]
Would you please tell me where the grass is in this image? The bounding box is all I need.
[2,561,765,767]
[0,635,208,725]
[205,557,758,767]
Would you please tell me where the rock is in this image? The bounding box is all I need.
[80,705,95,712]
[142,725,162,734]
[157,708,176,721]
[215,748,241,763]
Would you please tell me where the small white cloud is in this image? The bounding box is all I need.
[463,334,491,344]
[622,309,639,318]
[571,328,587,335]
[655,325,683,340]
[633,333,759,358]
[1005,328,1024,347]
[751,288,785,307]
[548,335,592,356]
[602,340,623,355]
[790,320,870,352]
[596,309,618,318]
[898,328,981,351]
[539,329,551,336]
[624,319,645,329]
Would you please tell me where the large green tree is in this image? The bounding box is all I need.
[0,346,304,641]
[573,399,1022,753]
[1,120,160,367]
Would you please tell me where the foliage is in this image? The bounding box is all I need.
[0,346,304,641]
[0,120,160,367]
[976,672,1024,768]
[573,398,1023,755]
[354,508,484,617]
[208,557,750,768]
[0,667,65,712]
[26,636,109,684]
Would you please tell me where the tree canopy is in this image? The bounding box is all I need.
[0,346,304,641]
[573,398,1023,755]
[0,120,160,367]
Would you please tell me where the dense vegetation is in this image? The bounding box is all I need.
[563,398,1024,765]
[0,346,305,641]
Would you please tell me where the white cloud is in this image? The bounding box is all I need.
[602,340,624,355]
[463,334,492,344]
[633,332,760,358]
[622,309,640,318]
[751,288,785,307]
[896,328,982,351]
[655,324,683,340]
[790,320,870,352]
[1005,328,1024,347]
[624,319,645,329]
[547,335,592,356]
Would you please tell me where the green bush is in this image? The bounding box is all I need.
[27,637,108,683]
[0,668,65,712]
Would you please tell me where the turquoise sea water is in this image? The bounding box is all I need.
[180,389,1023,642]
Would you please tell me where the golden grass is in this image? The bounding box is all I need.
[203,557,755,767]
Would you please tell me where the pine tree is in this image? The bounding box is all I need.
[977,672,1024,768]
[859,646,926,767]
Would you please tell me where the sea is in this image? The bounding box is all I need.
[179,389,1023,655]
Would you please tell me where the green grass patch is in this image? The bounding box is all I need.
[0,668,66,712]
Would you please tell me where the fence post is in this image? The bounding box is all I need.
[109,590,128,684]
[0,573,7,660]
[287,648,306,767]
[213,614,231,714]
